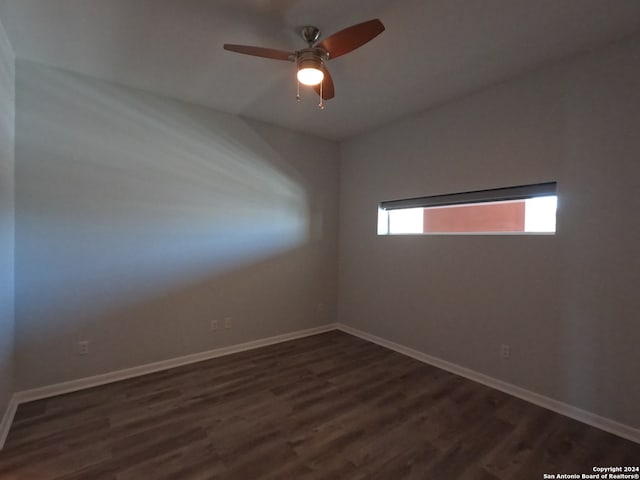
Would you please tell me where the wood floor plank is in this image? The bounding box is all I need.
[0,330,638,479]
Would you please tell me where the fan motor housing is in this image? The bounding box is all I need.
[297,49,327,70]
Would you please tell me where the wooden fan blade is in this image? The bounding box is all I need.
[313,65,335,100]
[223,44,294,61]
[316,19,384,60]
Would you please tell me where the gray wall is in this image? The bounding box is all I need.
[338,35,640,428]
[0,17,15,418]
[15,61,339,390]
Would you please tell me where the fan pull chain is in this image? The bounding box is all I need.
[318,79,325,109]
[296,78,301,102]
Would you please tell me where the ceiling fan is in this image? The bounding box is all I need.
[223,19,385,108]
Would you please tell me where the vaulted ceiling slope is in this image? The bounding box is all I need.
[1,0,640,140]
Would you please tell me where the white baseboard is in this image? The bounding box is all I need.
[2,322,638,450]
[336,323,640,445]
[0,323,336,450]
[0,395,18,450]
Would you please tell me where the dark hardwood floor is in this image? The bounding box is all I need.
[0,330,638,479]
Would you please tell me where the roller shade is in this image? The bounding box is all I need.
[380,182,556,211]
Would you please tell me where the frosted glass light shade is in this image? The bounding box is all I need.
[297,67,324,86]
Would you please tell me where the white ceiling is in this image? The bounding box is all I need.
[1,0,640,140]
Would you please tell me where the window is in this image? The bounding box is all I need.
[378,182,557,235]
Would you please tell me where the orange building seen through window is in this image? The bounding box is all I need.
[422,200,526,233]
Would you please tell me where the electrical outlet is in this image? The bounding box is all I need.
[77,340,89,355]
[500,344,511,359]
[224,317,232,329]
[210,319,219,331]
